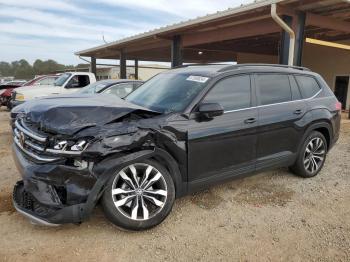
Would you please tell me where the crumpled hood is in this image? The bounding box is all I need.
[18,94,159,135]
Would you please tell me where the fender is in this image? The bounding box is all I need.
[80,148,185,221]
[297,118,333,154]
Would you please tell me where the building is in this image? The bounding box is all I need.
[56,64,169,81]
[76,0,350,110]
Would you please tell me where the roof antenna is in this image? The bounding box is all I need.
[102,34,108,44]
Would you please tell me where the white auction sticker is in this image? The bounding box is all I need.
[186,75,209,83]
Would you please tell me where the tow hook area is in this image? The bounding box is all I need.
[12,181,60,227]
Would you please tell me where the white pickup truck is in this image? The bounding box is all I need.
[12,72,96,107]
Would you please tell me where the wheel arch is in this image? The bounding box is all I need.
[80,148,186,221]
[299,120,333,153]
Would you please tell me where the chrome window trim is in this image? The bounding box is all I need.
[224,88,322,114]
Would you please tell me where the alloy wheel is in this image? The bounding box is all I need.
[111,163,168,221]
[303,137,326,174]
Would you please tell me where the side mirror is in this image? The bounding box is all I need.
[198,103,224,118]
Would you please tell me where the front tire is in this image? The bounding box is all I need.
[101,159,175,231]
[290,131,327,178]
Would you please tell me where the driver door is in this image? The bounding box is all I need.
[61,75,90,94]
[187,74,258,190]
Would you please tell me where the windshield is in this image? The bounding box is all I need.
[126,73,209,113]
[54,73,71,86]
[79,81,110,94]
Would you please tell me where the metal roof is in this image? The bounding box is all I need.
[76,0,350,61]
[75,0,286,56]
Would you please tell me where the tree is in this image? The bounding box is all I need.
[0,59,81,80]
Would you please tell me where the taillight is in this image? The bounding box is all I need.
[335,101,342,111]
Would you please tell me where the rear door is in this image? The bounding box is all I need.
[255,73,306,169]
[187,74,258,187]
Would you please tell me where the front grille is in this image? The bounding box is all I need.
[13,118,61,163]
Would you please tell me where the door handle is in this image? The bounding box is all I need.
[244,118,256,124]
[294,109,303,115]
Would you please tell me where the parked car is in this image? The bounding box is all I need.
[11,72,96,108]
[2,75,60,109]
[0,80,26,108]
[11,64,341,230]
[0,80,26,94]
[79,79,144,98]
[9,79,144,125]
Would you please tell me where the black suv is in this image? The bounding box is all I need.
[12,64,341,230]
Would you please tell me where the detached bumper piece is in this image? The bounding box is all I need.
[13,181,87,226]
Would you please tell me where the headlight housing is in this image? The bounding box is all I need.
[47,139,88,155]
[15,93,25,101]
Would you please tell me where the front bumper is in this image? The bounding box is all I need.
[12,144,100,225]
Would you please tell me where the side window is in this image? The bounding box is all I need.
[257,74,291,105]
[67,75,90,88]
[38,77,56,85]
[104,83,135,98]
[202,75,251,111]
[133,82,143,89]
[295,75,321,99]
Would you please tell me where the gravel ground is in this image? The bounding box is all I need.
[0,108,349,262]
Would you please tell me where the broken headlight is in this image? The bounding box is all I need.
[51,139,88,154]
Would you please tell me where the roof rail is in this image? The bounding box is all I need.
[174,63,230,69]
[218,63,311,72]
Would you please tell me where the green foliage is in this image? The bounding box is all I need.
[0,59,79,80]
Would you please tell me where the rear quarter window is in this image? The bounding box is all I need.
[295,75,321,99]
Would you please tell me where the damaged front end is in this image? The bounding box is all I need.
[12,95,186,226]
[12,117,98,225]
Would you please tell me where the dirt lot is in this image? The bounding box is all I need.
[0,108,349,262]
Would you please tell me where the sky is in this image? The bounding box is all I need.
[0,0,252,65]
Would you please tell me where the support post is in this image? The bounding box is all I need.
[171,35,183,68]
[134,59,138,80]
[90,57,96,76]
[120,49,127,79]
[279,15,293,65]
[294,12,306,66]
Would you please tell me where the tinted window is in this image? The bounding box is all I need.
[67,75,90,88]
[295,75,321,99]
[257,74,291,105]
[203,75,251,111]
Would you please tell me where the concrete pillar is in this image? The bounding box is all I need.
[279,15,293,65]
[120,49,127,79]
[294,12,306,66]
[171,35,183,68]
[90,57,96,76]
[134,59,139,80]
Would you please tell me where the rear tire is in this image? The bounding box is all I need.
[290,131,327,178]
[101,159,175,231]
